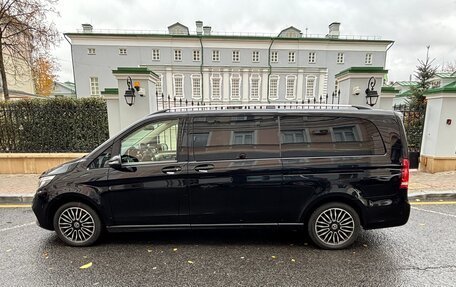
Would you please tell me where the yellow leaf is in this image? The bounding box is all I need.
[80,262,93,269]
[187,260,194,264]
[173,248,178,252]
[291,259,296,262]
[271,256,276,259]
[147,249,153,253]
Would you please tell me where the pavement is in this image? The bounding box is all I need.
[1,202,455,286]
[0,170,455,203]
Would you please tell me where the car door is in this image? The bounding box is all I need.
[187,114,282,225]
[105,116,189,226]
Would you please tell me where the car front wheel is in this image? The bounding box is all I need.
[308,202,360,250]
[53,202,102,247]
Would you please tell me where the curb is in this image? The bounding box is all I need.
[408,191,456,201]
[0,195,34,204]
[0,191,455,205]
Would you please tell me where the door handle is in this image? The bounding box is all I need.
[194,164,214,173]
[161,166,182,175]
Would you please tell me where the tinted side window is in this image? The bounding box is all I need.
[280,116,385,157]
[192,115,280,161]
[89,145,112,169]
[120,119,179,163]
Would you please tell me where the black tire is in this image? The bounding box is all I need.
[53,202,102,247]
[307,202,360,250]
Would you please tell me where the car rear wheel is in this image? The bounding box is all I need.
[308,202,360,250]
[53,202,102,247]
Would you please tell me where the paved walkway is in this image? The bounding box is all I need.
[0,170,455,196]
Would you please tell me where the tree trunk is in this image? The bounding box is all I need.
[0,39,10,101]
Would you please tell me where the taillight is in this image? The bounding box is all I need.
[400,158,409,188]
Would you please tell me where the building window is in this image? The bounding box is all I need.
[232,131,255,145]
[232,50,240,62]
[306,76,316,100]
[119,48,127,55]
[173,74,184,97]
[89,77,99,96]
[230,74,241,100]
[191,75,202,99]
[211,74,222,100]
[271,51,278,63]
[250,74,261,100]
[337,52,344,64]
[174,49,182,61]
[193,50,200,61]
[288,52,296,63]
[286,75,296,100]
[88,48,96,55]
[365,53,372,65]
[156,74,163,95]
[308,52,316,64]
[212,50,220,62]
[269,75,279,100]
[152,49,160,61]
[252,51,260,63]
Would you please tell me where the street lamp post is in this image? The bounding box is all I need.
[124,76,136,106]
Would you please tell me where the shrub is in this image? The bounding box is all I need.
[0,97,109,152]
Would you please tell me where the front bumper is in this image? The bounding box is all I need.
[32,193,54,230]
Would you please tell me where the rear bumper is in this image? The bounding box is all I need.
[362,190,410,230]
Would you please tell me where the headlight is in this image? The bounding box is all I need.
[38,175,55,189]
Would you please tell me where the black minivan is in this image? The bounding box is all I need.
[33,105,410,249]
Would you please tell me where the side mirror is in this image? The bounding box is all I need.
[107,155,122,170]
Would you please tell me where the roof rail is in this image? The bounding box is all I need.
[159,103,372,112]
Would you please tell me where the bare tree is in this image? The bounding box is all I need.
[442,60,456,73]
[0,0,60,100]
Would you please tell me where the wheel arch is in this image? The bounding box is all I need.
[47,193,105,230]
[300,194,366,227]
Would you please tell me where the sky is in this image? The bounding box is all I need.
[49,0,456,83]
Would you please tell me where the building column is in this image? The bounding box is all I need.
[318,71,326,99]
[261,69,268,103]
[296,69,304,101]
[165,68,173,97]
[242,69,249,103]
[223,69,230,102]
[202,68,210,102]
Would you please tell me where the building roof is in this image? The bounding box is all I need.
[394,81,418,87]
[335,67,388,78]
[425,80,456,95]
[434,72,456,79]
[54,81,76,93]
[381,86,400,94]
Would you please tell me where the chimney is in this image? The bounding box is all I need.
[82,24,93,33]
[327,22,340,38]
[196,21,203,35]
[203,26,211,36]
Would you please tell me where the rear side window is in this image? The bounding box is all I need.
[280,116,385,157]
[192,115,280,161]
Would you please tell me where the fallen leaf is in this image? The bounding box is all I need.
[83,256,88,259]
[240,256,245,259]
[147,249,153,253]
[93,283,99,286]
[419,223,426,226]
[187,260,194,264]
[415,199,421,202]
[291,259,296,262]
[152,267,157,270]
[79,262,93,269]
[6,249,12,252]
[173,248,178,252]
[271,256,276,259]
[363,244,368,247]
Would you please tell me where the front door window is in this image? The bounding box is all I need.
[120,119,178,163]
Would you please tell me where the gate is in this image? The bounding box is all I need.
[393,104,426,168]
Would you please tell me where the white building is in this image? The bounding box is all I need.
[65,21,393,103]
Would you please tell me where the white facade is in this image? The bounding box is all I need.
[65,22,393,102]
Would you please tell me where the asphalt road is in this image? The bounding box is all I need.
[1,202,455,287]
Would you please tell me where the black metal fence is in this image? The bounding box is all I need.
[156,91,341,110]
[0,98,109,153]
[393,104,426,153]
